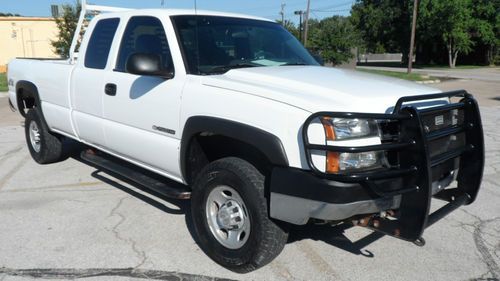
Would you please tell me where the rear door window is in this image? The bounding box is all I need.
[85,18,120,69]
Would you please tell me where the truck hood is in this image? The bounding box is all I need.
[201,66,441,113]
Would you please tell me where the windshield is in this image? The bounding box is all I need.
[171,15,319,75]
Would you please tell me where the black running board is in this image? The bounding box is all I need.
[80,150,191,200]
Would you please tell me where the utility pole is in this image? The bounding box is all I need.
[294,10,304,43]
[161,0,165,7]
[280,2,286,25]
[407,0,418,74]
[303,0,311,47]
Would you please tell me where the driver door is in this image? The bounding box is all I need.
[102,16,183,180]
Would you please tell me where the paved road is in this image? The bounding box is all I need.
[0,80,499,281]
[358,66,500,82]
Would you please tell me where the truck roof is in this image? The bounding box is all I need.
[68,2,275,63]
[99,8,274,23]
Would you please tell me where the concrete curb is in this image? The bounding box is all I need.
[416,79,441,84]
[0,92,8,98]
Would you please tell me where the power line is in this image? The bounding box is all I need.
[312,9,352,13]
[239,0,335,13]
[264,0,354,21]
[312,0,355,12]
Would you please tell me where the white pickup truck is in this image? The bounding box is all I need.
[7,3,484,273]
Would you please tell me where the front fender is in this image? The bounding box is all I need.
[180,116,289,181]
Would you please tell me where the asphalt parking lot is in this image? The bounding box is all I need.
[0,76,499,281]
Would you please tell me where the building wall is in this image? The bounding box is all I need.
[0,17,59,72]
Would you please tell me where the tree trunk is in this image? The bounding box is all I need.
[488,45,494,66]
[402,50,409,65]
[452,50,459,68]
[447,42,453,68]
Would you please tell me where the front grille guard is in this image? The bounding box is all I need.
[302,90,484,241]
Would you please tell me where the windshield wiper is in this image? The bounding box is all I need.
[281,62,308,66]
[207,63,259,74]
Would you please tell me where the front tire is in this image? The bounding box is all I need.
[191,157,288,273]
[25,108,64,164]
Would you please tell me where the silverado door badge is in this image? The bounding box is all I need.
[152,125,175,135]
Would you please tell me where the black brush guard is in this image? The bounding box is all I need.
[302,90,484,241]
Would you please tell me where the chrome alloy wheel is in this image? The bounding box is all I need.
[205,185,251,249]
[29,120,41,153]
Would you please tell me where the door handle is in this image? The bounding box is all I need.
[104,83,117,96]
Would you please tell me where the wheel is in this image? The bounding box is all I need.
[191,157,288,273]
[25,108,64,164]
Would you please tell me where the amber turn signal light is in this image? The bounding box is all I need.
[320,117,336,141]
[326,151,340,173]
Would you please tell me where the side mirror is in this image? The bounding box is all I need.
[126,53,174,79]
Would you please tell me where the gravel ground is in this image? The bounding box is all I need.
[0,79,498,281]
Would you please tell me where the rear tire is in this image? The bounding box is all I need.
[25,108,64,164]
[191,157,288,273]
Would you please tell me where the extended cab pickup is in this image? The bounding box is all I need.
[7,3,484,273]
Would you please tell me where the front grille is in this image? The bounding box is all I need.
[421,109,464,133]
[428,132,466,159]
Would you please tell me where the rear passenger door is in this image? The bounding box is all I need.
[102,16,184,180]
[71,17,120,147]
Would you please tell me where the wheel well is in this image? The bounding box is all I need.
[16,82,40,117]
[185,134,273,185]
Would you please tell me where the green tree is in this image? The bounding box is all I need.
[352,0,494,67]
[470,0,499,65]
[277,19,300,39]
[422,0,474,67]
[309,16,359,65]
[351,0,412,60]
[0,12,21,16]
[51,2,81,58]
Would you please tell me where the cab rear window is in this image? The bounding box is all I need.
[85,18,120,69]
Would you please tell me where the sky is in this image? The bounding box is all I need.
[0,0,354,22]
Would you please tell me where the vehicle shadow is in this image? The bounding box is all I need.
[69,148,384,257]
[130,76,164,99]
[288,223,385,257]
[91,171,188,215]
[69,150,200,242]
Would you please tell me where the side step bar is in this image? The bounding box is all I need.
[81,150,191,200]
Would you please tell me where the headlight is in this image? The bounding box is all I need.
[316,117,383,173]
[338,151,384,171]
[320,117,379,140]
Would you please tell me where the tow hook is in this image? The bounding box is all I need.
[413,237,426,247]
